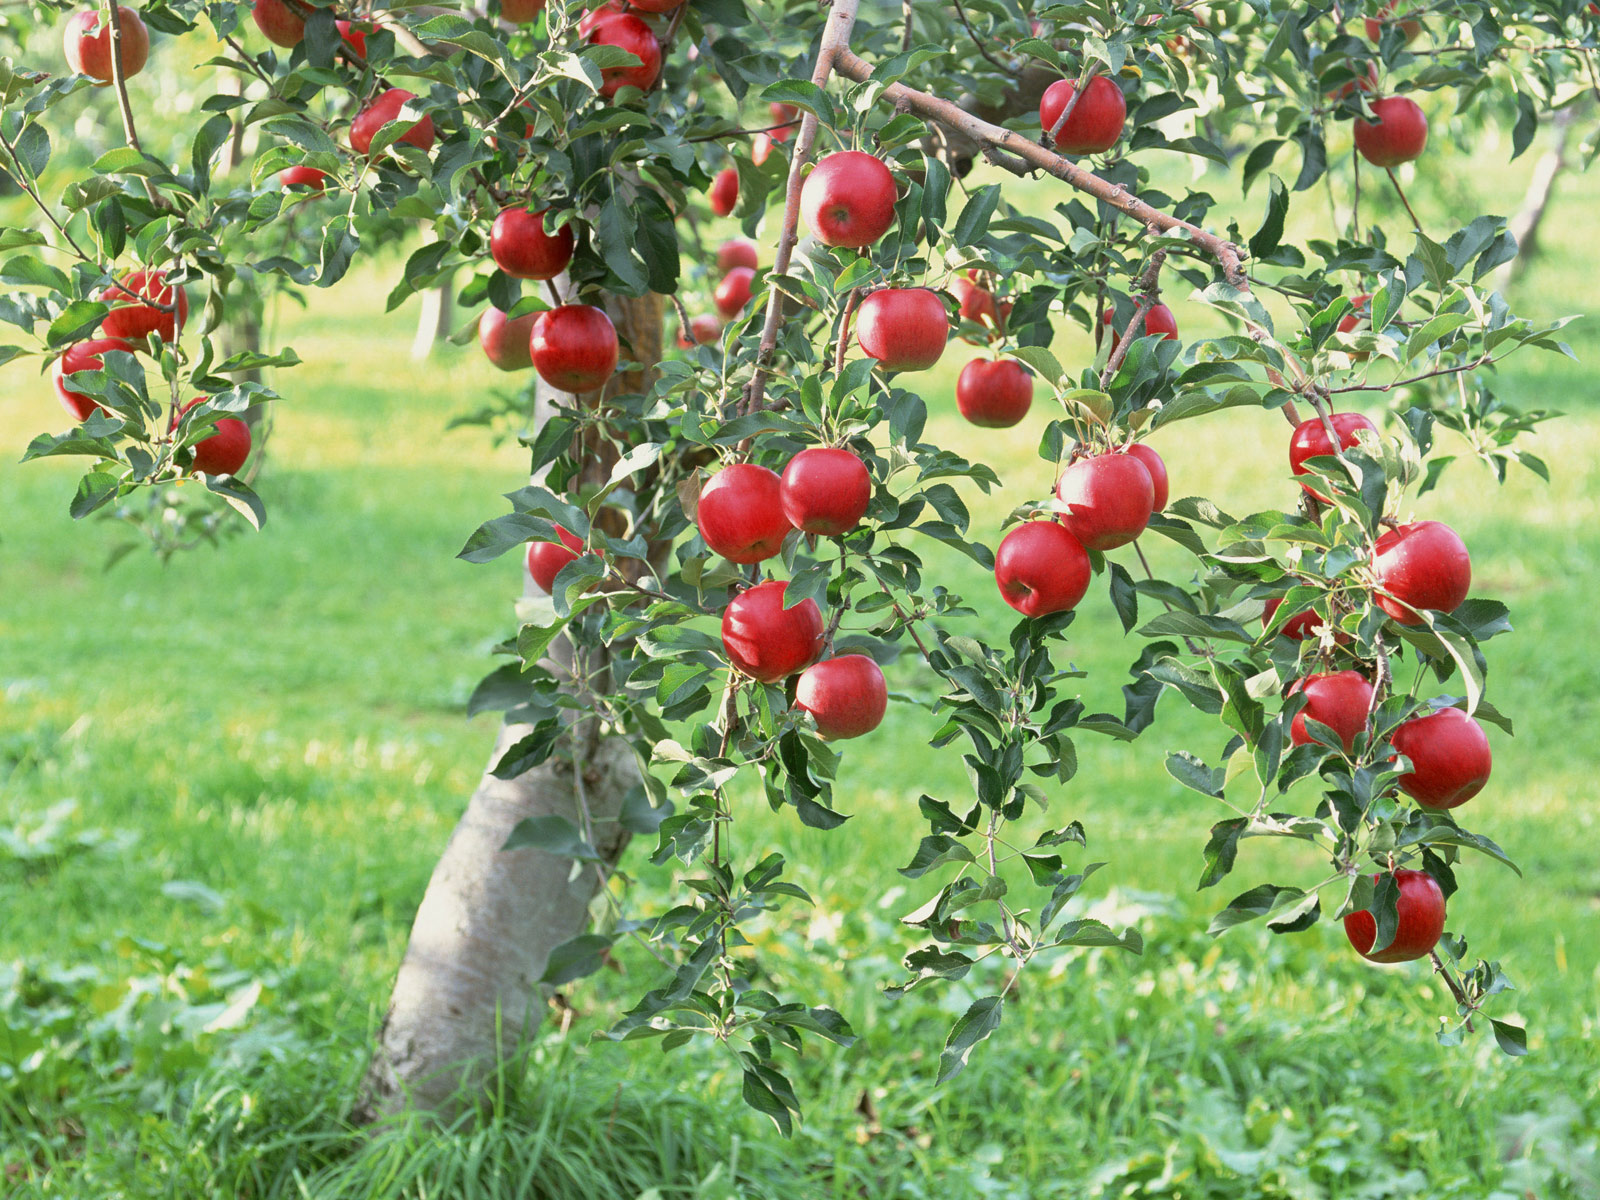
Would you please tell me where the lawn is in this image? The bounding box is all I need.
[3,150,1599,1196]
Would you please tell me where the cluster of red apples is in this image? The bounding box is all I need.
[1328,9,1431,168]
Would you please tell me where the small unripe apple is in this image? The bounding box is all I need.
[714,267,755,318]
[52,337,132,422]
[856,287,949,373]
[721,581,825,683]
[1102,303,1179,343]
[501,0,547,21]
[717,238,759,272]
[1344,870,1445,964]
[1353,96,1428,167]
[176,398,252,476]
[800,151,898,248]
[1125,443,1168,511]
[1055,452,1155,551]
[1372,520,1471,624]
[955,358,1033,428]
[530,303,619,393]
[64,6,149,84]
[526,525,584,593]
[994,521,1091,617]
[709,168,739,217]
[676,314,721,348]
[252,0,305,47]
[478,305,538,371]
[581,11,662,98]
[490,206,575,280]
[795,655,887,739]
[279,165,329,190]
[350,88,436,158]
[1289,410,1377,501]
[1391,706,1491,809]
[1038,75,1126,155]
[99,269,189,343]
[1364,3,1423,43]
[697,463,790,562]
[1289,670,1373,751]
[780,447,871,536]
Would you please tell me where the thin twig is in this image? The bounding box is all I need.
[1385,167,1424,235]
[104,0,163,207]
[1100,243,1167,386]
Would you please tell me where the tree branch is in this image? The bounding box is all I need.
[1100,242,1167,386]
[104,0,163,207]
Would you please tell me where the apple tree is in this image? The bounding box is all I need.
[1,0,1585,1124]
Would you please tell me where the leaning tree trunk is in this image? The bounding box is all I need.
[1496,103,1581,290]
[357,292,664,1121]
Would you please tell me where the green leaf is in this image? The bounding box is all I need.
[1247,174,1288,260]
[502,814,601,860]
[539,933,615,986]
[1491,1018,1528,1056]
[69,470,120,519]
[761,80,835,127]
[936,995,1003,1084]
[952,184,1001,247]
[1166,751,1224,798]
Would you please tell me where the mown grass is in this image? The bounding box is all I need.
[3,144,1600,1196]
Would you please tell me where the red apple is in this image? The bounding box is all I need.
[956,357,1033,428]
[490,206,575,281]
[751,132,776,166]
[994,521,1092,617]
[1038,75,1126,155]
[780,447,870,536]
[52,337,132,421]
[1337,292,1375,360]
[769,101,798,142]
[176,398,252,476]
[64,6,149,84]
[1353,96,1428,168]
[1288,670,1374,751]
[714,266,755,318]
[530,303,618,393]
[337,18,370,57]
[99,269,189,343]
[795,655,887,740]
[1327,61,1379,101]
[1125,443,1168,511]
[1289,410,1377,502]
[676,314,721,348]
[800,151,898,248]
[350,88,436,158]
[252,0,305,47]
[582,11,662,98]
[278,165,328,190]
[478,305,538,371]
[1364,3,1423,43]
[526,525,585,593]
[717,238,759,272]
[501,0,547,21]
[951,276,1000,336]
[629,0,684,11]
[856,287,949,373]
[1055,452,1155,552]
[1391,706,1491,810]
[709,168,739,217]
[721,581,825,683]
[697,463,790,562]
[1102,303,1179,343]
[1372,520,1471,625]
[1344,869,1445,964]
[1263,597,1330,641]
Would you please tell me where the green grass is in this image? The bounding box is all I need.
[4,157,1600,1196]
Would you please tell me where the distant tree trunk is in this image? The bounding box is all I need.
[1497,104,1580,290]
[412,276,455,360]
[357,292,664,1122]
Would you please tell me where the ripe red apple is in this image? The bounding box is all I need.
[856,287,949,373]
[697,463,790,562]
[717,238,759,272]
[1125,443,1168,511]
[1263,597,1332,641]
[1288,670,1373,751]
[64,6,149,84]
[1337,292,1375,360]
[714,267,755,318]
[629,0,684,12]
[994,521,1092,617]
[780,447,871,536]
[955,357,1033,428]
[490,206,575,281]
[279,165,328,190]
[1364,3,1423,43]
[176,398,252,476]
[99,269,189,343]
[951,276,1000,336]
[501,0,546,21]
[721,581,825,683]
[769,102,798,142]
[530,304,618,393]
[52,337,132,421]
[1055,452,1155,552]
[1372,520,1471,624]
[676,314,721,348]
[1037,75,1126,155]
[1102,303,1179,343]
[795,655,887,740]
[252,0,305,47]
[1289,411,1376,502]
[350,88,436,158]
[751,132,776,166]
[337,18,370,56]
[478,305,538,371]
[1326,61,1379,101]
[800,151,898,248]
[1391,706,1491,810]
[582,11,662,98]
[1353,96,1428,167]
[709,168,739,217]
[1344,870,1446,964]
[526,525,584,593]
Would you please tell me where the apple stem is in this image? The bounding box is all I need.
[1045,61,1098,146]
[1429,950,1477,1033]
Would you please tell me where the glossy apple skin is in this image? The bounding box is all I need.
[1038,75,1126,155]
[1289,411,1377,502]
[490,206,575,280]
[714,267,755,318]
[1391,706,1491,809]
[856,288,949,373]
[801,151,897,248]
[717,239,759,272]
[1344,870,1446,964]
[530,304,619,393]
[951,277,1000,337]
[583,12,662,98]
[350,88,436,157]
[64,7,149,84]
[709,168,739,217]
[698,463,790,563]
[795,655,888,740]
[279,165,328,190]
[100,269,189,343]
[52,337,132,421]
[478,305,538,371]
[501,0,546,22]
[176,398,252,476]
[1102,302,1179,343]
[1289,670,1374,751]
[1055,452,1155,552]
[780,447,871,536]
[956,358,1033,428]
[526,525,585,593]
[721,581,825,683]
[676,314,721,347]
[1354,96,1428,167]
[1125,443,1168,511]
[994,521,1092,617]
[1373,520,1471,625]
[252,0,305,47]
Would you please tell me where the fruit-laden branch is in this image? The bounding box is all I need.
[104,0,162,207]
[1100,243,1167,386]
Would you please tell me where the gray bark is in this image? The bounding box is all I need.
[411,276,455,361]
[1497,104,1580,290]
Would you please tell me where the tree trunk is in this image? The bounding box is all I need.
[411,276,455,361]
[1497,104,1580,290]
